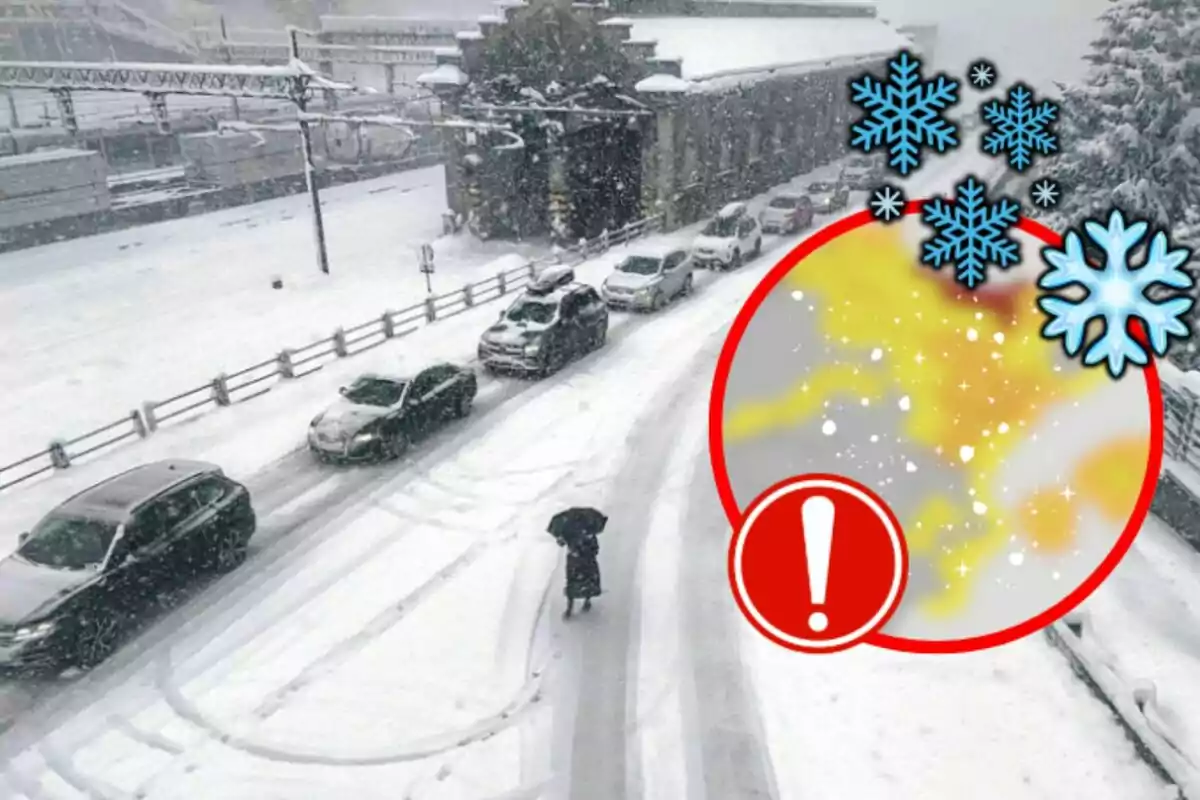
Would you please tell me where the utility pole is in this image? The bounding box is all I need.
[290,26,331,276]
[219,16,241,121]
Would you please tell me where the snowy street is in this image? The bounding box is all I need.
[0,164,547,465]
[0,149,1179,798]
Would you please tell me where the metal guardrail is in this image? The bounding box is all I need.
[0,214,662,493]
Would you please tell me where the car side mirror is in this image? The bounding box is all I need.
[338,386,348,396]
[498,310,506,320]
[18,531,28,544]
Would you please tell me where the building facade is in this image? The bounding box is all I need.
[421,0,911,241]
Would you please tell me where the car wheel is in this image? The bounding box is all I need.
[454,390,473,419]
[752,238,763,258]
[681,273,694,297]
[650,289,666,311]
[729,250,742,270]
[212,527,248,573]
[74,612,121,670]
[385,430,410,460]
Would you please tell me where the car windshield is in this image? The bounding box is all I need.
[808,182,834,192]
[702,216,739,237]
[505,297,557,325]
[18,514,117,570]
[343,377,406,407]
[617,256,662,275]
[769,196,799,209]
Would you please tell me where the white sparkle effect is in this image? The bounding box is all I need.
[898,395,911,411]
[870,348,884,361]
[966,328,979,341]
[906,461,918,472]
[791,290,805,301]
[959,445,975,463]
[822,419,837,436]
[993,332,1005,344]
[1009,552,1025,566]
[972,501,988,515]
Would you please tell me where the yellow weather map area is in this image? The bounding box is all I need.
[722,222,1151,622]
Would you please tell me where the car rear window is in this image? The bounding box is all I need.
[769,197,798,209]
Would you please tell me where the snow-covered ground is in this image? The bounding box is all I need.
[0,151,1174,798]
[0,164,546,465]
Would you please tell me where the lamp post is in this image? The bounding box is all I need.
[289,25,330,276]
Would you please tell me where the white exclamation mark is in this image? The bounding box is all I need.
[802,495,835,632]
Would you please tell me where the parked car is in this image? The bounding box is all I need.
[478,266,608,377]
[691,201,763,270]
[0,461,256,672]
[760,192,815,234]
[308,363,477,463]
[600,245,695,311]
[807,180,851,213]
[840,155,884,189]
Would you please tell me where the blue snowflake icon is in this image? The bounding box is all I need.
[981,83,1060,171]
[848,49,960,176]
[1030,178,1061,209]
[869,184,906,222]
[1038,209,1195,379]
[968,60,997,90]
[920,175,1021,290]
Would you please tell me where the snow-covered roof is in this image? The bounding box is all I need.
[0,148,100,166]
[318,16,468,34]
[417,63,469,87]
[600,17,634,26]
[620,240,689,258]
[626,16,908,88]
[456,30,485,41]
[478,14,503,24]
[635,73,694,93]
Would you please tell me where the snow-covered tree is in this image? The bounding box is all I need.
[1045,0,1200,246]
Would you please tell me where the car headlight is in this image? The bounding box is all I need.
[310,413,324,427]
[352,430,377,444]
[12,620,56,643]
[524,341,541,356]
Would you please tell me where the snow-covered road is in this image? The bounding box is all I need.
[0,150,1177,798]
[0,164,546,464]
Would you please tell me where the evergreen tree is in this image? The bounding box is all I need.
[1045,0,1200,247]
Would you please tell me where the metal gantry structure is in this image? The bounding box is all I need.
[0,29,525,277]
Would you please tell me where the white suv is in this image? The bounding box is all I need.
[691,202,763,270]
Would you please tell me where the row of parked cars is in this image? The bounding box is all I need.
[0,165,880,675]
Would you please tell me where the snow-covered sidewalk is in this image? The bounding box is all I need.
[0,164,545,463]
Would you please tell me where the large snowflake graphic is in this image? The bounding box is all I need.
[848,49,960,176]
[1038,209,1195,379]
[980,83,1059,172]
[920,175,1021,290]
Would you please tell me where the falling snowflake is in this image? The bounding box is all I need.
[920,175,1021,290]
[869,184,906,222]
[967,59,997,90]
[980,83,1059,171]
[1037,208,1195,378]
[1030,178,1061,209]
[848,49,960,176]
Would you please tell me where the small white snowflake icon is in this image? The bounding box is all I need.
[968,60,997,90]
[1030,178,1061,209]
[869,184,906,222]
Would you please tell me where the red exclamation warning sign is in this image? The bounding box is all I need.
[729,473,909,653]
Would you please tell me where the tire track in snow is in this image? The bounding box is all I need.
[679,447,779,800]
[561,337,725,800]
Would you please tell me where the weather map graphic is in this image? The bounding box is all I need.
[714,211,1158,647]
[847,49,960,176]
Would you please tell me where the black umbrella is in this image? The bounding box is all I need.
[547,507,608,542]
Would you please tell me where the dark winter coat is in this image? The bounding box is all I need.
[564,534,601,600]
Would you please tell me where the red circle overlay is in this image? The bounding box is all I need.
[730,473,909,653]
[710,203,1165,655]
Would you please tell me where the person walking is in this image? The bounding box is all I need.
[561,532,601,619]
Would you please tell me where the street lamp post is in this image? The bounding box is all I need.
[289,26,330,276]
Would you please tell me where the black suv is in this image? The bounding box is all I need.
[0,460,256,672]
[477,266,609,377]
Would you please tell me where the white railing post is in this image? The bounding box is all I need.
[142,401,159,433]
[277,349,296,378]
[424,296,437,322]
[333,328,349,357]
[497,271,507,295]
[463,284,475,307]
[130,408,149,438]
[212,374,232,406]
[381,312,396,338]
[48,440,70,470]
